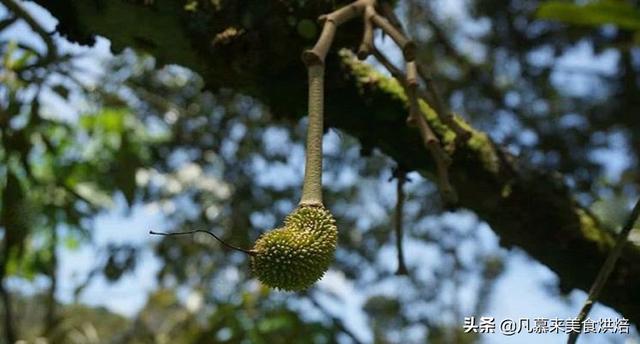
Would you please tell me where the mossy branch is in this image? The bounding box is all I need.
[378,4,470,142]
[372,48,456,204]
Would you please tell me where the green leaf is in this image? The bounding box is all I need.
[80,108,128,133]
[64,235,80,250]
[537,1,640,30]
[12,50,36,70]
[113,134,141,205]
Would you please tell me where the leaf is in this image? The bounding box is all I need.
[12,50,36,70]
[80,108,127,133]
[75,182,114,207]
[103,245,138,282]
[113,134,141,206]
[51,84,70,100]
[64,235,80,250]
[537,1,640,30]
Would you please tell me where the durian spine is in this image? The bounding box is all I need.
[300,64,324,206]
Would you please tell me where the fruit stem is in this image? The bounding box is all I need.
[300,64,325,206]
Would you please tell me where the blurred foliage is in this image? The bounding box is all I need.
[6,288,342,344]
[538,1,640,31]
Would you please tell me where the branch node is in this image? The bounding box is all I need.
[370,13,415,61]
[356,6,375,60]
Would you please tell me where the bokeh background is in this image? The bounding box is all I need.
[1,0,640,343]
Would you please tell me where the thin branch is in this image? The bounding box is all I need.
[377,4,470,142]
[568,196,640,344]
[370,11,415,61]
[405,60,419,127]
[424,15,472,69]
[356,6,375,60]
[372,47,404,81]
[416,64,470,142]
[406,61,456,203]
[393,168,408,275]
[302,0,373,66]
[0,16,17,32]
[307,293,365,344]
[1,0,57,65]
[0,41,42,59]
[373,48,456,204]
[379,2,403,30]
[149,230,257,255]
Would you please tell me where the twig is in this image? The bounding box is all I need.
[369,12,415,61]
[377,4,470,142]
[407,62,456,203]
[302,0,374,66]
[568,196,640,344]
[0,16,17,32]
[371,47,404,81]
[373,48,456,204]
[307,293,365,344]
[393,168,408,275]
[415,64,470,142]
[1,0,57,65]
[149,230,257,255]
[356,5,375,60]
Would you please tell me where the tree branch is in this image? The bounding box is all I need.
[306,292,365,344]
[1,0,57,65]
[392,167,408,275]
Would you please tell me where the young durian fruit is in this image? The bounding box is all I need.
[251,64,337,291]
[250,205,337,291]
[150,61,336,292]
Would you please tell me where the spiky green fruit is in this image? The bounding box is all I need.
[251,205,337,291]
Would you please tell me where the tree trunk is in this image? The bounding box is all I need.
[0,257,16,343]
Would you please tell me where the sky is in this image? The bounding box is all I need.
[1,1,639,344]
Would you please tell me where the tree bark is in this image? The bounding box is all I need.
[0,251,16,343]
[33,0,640,324]
[44,227,59,340]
